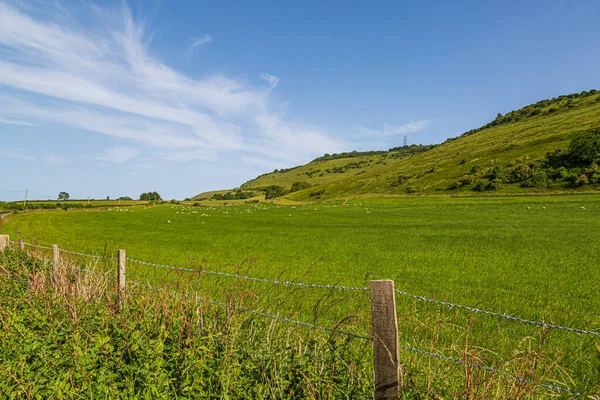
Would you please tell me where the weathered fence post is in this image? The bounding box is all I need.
[52,244,60,270]
[117,249,126,305]
[370,280,401,400]
[0,234,9,251]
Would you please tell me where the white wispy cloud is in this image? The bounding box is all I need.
[383,120,433,136]
[97,145,139,163]
[189,34,212,51]
[0,1,343,168]
[260,73,279,90]
[0,150,35,160]
[0,116,35,126]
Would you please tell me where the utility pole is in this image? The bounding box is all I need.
[23,189,28,208]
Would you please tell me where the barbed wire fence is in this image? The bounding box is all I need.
[1,235,598,399]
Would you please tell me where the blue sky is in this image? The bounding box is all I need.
[1,0,599,201]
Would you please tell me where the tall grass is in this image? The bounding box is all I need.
[1,245,598,398]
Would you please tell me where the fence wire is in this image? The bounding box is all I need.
[11,242,600,337]
[23,242,53,251]
[6,240,598,398]
[126,280,597,399]
[60,248,118,261]
[395,289,600,336]
[127,257,369,292]
[128,280,371,340]
[400,345,599,399]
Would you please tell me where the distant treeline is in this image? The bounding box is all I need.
[250,181,313,200]
[0,202,104,212]
[313,145,437,162]
[210,190,256,201]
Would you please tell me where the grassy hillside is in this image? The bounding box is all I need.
[238,90,600,201]
[239,146,435,199]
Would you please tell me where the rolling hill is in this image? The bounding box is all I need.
[197,90,600,201]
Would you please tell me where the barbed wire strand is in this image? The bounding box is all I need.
[60,248,117,261]
[127,257,369,292]
[401,345,598,399]
[15,243,600,337]
[395,289,600,336]
[128,280,594,398]
[128,280,370,340]
[23,242,53,251]
[6,243,596,398]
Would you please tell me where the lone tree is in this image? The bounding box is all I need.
[140,191,162,201]
[58,192,70,201]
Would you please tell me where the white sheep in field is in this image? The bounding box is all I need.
[167,220,171,224]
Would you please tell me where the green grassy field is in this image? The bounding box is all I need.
[2,194,600,397]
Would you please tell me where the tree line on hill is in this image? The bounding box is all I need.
[211,189,256,201]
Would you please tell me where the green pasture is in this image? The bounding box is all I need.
[3,194,599,321]
[2,194,600,395]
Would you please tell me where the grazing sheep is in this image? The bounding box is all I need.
[167,220,171,224]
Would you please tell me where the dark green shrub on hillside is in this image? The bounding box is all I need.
[507,164,534,183]
[264,185,287,199]
[308,189,325,198]
[473,181,487,192]
[470,165,483,174]
[488,165,506,182]
[521,171,548,188]
[390,175,411,187]
[568,130,600,165]
[459,174,476,185]
[290,181,312,193]
[487,179,501,191]
[448,181,462,190]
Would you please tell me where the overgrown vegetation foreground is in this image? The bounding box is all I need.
[0,249,372,399]
[1,195,599,398]
[2,246,599,399]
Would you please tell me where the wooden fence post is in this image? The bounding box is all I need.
[0,235,9,251]
[52,244,60,276]
[117,249,126,302]
[370,280,401,400]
